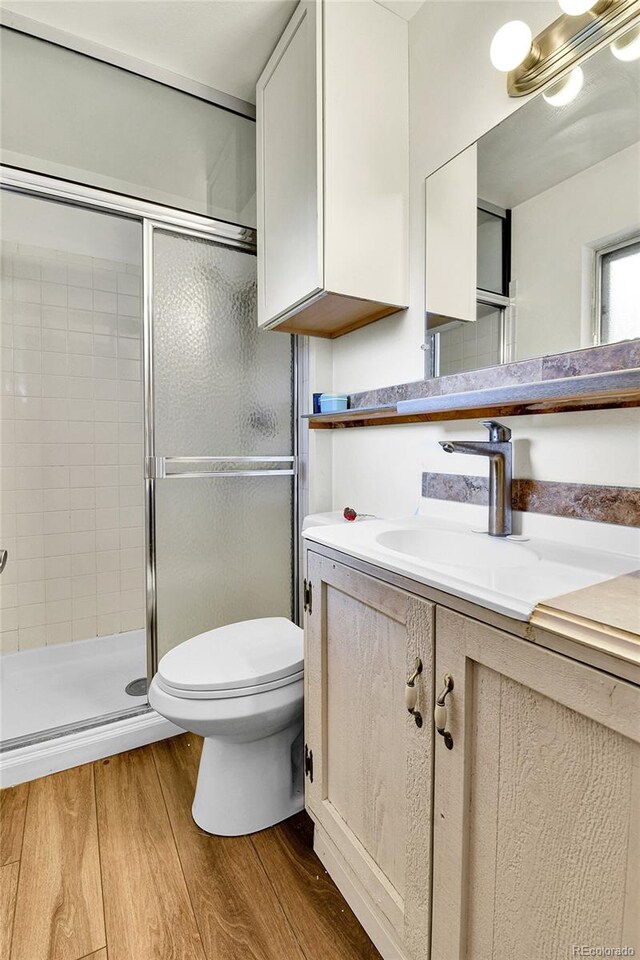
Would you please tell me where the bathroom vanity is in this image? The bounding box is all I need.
[302,527,640,960]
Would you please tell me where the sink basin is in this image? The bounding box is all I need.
[375,528,540,571]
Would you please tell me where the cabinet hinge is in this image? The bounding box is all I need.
[304,744,314,782]
[303,579,313,615]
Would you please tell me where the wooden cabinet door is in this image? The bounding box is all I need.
[256,0,323,328]
[432,606,640,960]
[305,551,434,960]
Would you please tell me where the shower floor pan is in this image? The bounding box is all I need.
[0,629,147,745]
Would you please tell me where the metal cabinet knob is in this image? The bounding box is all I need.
[434,673,454,749]
[0,549,7,575]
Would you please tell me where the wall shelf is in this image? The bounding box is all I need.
[305,367,640,429]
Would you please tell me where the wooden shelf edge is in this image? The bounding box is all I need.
[306,367,640,428]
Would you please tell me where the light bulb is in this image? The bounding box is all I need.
[611,24,640,61]
[542,67,584,105]
[490,21,533,72]
[558,0,594,14]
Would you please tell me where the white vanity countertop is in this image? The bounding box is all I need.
[302,514,640,622]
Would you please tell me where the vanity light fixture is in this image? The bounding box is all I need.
[611,21,640,58]
[490,0,640,97]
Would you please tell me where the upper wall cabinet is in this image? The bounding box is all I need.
[256,0,409,338]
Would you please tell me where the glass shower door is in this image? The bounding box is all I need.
[147,228,295,669]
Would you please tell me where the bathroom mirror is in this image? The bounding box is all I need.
[425,40,640,378]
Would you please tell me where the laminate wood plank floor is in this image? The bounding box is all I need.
[0,734,381,960]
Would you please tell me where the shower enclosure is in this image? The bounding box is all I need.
[0,171,297,764]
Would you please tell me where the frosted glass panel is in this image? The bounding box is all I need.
[0,28,256,226]
[155,476,293,659]
[153,231,293,456]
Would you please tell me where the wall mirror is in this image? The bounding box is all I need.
[425,39,640,379]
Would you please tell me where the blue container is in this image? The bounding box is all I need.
[319,393,349,414]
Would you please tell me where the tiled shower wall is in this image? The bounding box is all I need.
[0,242,145,653]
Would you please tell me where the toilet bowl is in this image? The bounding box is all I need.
[149,617,304,836]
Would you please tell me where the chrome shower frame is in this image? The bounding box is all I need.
[0,166,303,747]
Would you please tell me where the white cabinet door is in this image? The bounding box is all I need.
[256,0,323,328]
[432,606,640,960]
[305,551,434,960]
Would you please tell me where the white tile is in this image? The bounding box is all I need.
[44,488,70,511]
[44,422,69,444]
[42,444,69,467]
[69,466,95,488]
[41,282,66,307]
[120,526,143,549]
[42,398,68,421]
[120,609,145,632]
[69,531,95,554]
[15,466,43,491]
[71,509,95,532]
[117,317,140,340]
[14,489,44,513]
[118,422,142,444]
[15,396,42,420]
[19,602,46,627]
[94,333,117,356]
[72,574,97,598]
[13,326,41,350]
[42,329,68,353]
[73,595,96,619]
[17,580,45,605]
[16,534,44,560]
[94,380,118,401]
[97,612,120,636]
[43,533,71,557]
[46,620,72,645]
[96,486,119,509]
[68,378,94,400]
[120,546,143,570]
[68,354,93,378]
[68,309,93,333]
[68,332,93,355]
[14,302,41,327]
[2,607,18,631]
[118,485,142,507]
[14,349,41,374]
[119,506,141,528]
[97,591,120,615]
[94,422,118,444]
[19,625,47,649]
[94,290,117,314]
[42,374,67,398]
[94,357,117,379]
[96,507,119,530]
[0,582,18,607]
[16,513,44,536]
[95,444,118,465]
[67,422,94,443]
[41,262,66,285]
[15,279,41,304]
[46,599,73,624]
[117,295,140,318]
[68,399,94,422]
[97,550,119,572]
[42,352,68,376]
[72,617,96,641]
[95,400,118,422]
[42,306,67,330]
[42,466,70,490]
[13,256,40,281]
[95,465,118,487]
[96,529,119,551]
[97,571,119,594]
[68,286,93,311]
[45,555,71,579]
[44,511,70,535]
[0,630,19,654]
[73,487,95,510]
[118,402,142,424]
[70,553,96,577]
[117,273,140,296]
[93,315,118,338]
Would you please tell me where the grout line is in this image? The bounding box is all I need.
[8,781,30,960]
[92,761,109,960]
[149,741,208,959]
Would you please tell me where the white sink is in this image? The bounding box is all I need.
[375,528,540,571]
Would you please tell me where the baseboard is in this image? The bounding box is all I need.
[0,710,181,787]
[313,821,411,960]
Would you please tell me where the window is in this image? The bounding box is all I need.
[597,238,640,344]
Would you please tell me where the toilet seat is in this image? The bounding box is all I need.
[157,617,303,701]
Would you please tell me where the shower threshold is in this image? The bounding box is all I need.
[0,629,147,746]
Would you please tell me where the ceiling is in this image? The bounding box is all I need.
[0,0,426,105]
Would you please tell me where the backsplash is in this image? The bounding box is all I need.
[0,241,145,653]
[422,472,640,527]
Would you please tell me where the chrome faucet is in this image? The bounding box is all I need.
[439,421,512,537]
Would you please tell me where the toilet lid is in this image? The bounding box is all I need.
[157,617,304,694]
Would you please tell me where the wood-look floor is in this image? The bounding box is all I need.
[0,735,381,960]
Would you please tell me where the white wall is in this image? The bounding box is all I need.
[311,1,639,520]
[512,142,640,360]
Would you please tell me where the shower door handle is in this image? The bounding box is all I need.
[0,549,7,574]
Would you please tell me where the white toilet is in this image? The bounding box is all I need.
[149,617,304,836]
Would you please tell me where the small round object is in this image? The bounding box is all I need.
[611,24,640,61]
[489,21,533,72]
[558,0,594,14]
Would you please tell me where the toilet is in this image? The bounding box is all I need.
[149,617,304,836]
